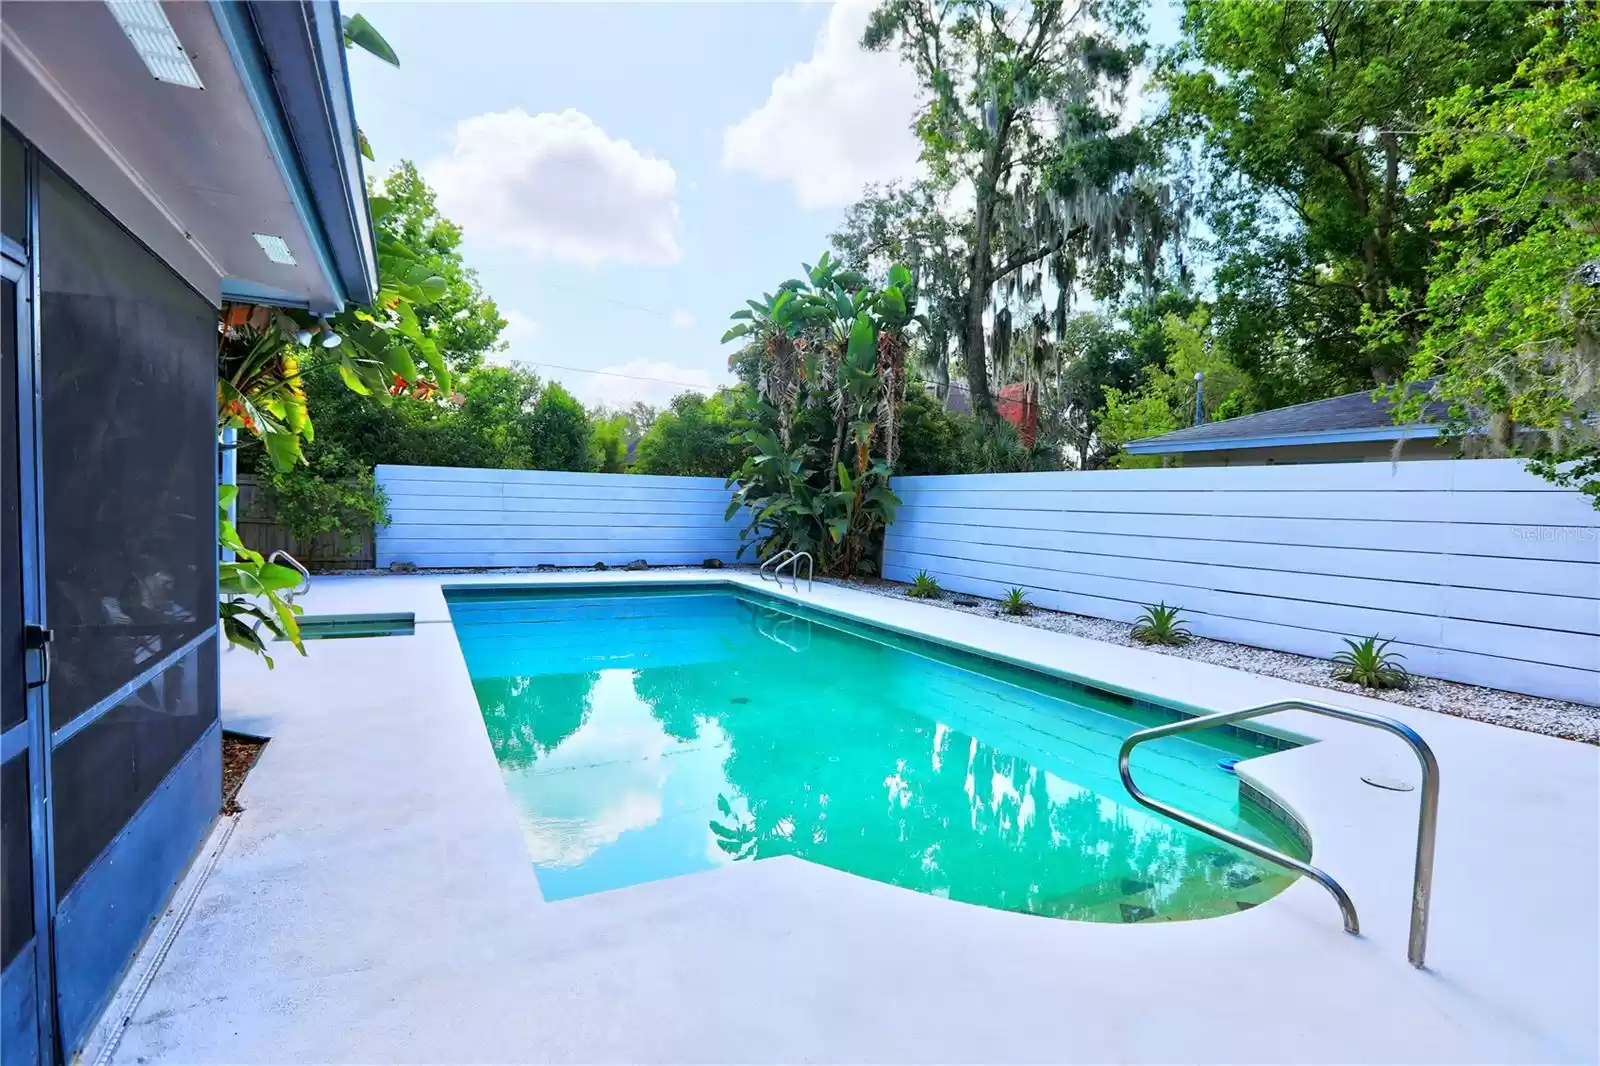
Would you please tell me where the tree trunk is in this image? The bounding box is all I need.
[963,190,997,418]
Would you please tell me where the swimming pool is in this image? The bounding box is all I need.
[446,584,1307,923]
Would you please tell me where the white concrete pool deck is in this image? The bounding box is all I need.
[100,571,1598,1064]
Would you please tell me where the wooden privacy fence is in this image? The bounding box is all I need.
[235,475,375,570]
[375,465,745,569]
[884,460,1600,704]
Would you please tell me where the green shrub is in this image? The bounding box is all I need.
[252,444,387,556]
[908,570,943,599]
[1001,587,1032,616]
[1131,603,1193,646]
[1331,636,1412,690]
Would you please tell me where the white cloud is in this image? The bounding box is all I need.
[722,0,923,209]
[501,309,538,343]
[429,108,682,267]
[668,309,696,330]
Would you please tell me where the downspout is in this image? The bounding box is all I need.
[219,426,237,562]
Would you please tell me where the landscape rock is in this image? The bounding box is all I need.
[593,561,608,571]
[625,559,649,571]
[388,561,418,574]
[702,558,724,569]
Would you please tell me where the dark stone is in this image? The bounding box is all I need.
[593,561,608,571]
[1119,903,1157,923]
[535,563,557,571]
[1120,878,1154,896]
[730,696,750,705]
[702,558,724,569]
[388,561,418,574]
[953,598,979,608]
[625,559,649,571]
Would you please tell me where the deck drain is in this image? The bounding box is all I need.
[1361,774,1415,792]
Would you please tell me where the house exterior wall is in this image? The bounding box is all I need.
[1165,439,1459,467]
[883,460,1600,704]
[1,123,220,1066]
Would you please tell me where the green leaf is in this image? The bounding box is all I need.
[721,324,753,343]
[836,462,853,493]
[342,13,399,66]
[846,312,877,368]
[262,428,304,472]
[888,264,912,289]
[729,309,754,321]
[337,357,371,396]
[879,287,906,317]
[358,128,375,162]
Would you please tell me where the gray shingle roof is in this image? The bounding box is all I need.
[1127,381,1449,452]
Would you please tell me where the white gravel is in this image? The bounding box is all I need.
[824,577,1600,746]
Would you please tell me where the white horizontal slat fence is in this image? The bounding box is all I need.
[376,465,744,569]
[884,460,1600,705]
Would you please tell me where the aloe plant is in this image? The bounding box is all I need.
[1331,636,1412,690]
[1131,603,1193,646]
[1001,587,1032,616]
[908,570,943,599]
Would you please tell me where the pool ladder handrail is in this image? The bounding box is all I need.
[229,550,313,651]
[1117,698,1439,968]
[268,549,312,604]
[758,549,813,592]
[758,549,796,583]
[774,550,813,592]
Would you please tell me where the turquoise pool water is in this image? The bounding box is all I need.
[446,585,1306,922]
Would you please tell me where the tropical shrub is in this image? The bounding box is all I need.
[1001,587,1032,616]
[722,253,916,576]
[908,570,942,599]
[1332,636,1413,690]
[217,486,304,666]
[1131,603,1193,646]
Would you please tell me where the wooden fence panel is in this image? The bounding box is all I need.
[885,459,1600,705]
[375,465,744,569]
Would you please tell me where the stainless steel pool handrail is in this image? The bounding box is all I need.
[1117,698,1439,968]
[773,550,813,592]
[759,549,797,583]
[268,549,312,604]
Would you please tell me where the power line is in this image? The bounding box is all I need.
[504,358,719,393]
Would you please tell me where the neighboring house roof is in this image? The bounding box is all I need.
[1125,381,1450,455]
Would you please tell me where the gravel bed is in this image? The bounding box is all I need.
[823,577,1599,745]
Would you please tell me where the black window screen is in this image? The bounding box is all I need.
[51,639,216,899]
[37,162,217,729]
[1,126,24,249]
[3,276,23,732]
[1,753,33,969]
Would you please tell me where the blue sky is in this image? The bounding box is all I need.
[346,1,1177,410]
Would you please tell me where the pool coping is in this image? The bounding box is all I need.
[100,568,1600,1065]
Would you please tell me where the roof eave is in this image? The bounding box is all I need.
[213,0,377,311]
[1123,423,1444,455]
